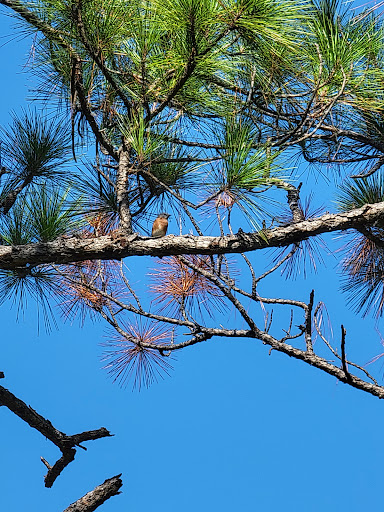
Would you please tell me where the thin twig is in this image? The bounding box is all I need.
[313,304,378,385]
[304,290,314,354]
[341,324,351,382]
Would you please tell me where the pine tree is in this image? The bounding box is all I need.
[2,0,384,508]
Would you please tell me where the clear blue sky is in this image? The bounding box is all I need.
[1,9,384,512]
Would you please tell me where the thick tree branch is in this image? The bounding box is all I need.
[0,202,384,268]
[116,147,133,232]
[0,173,34,214]
[63,475,123,512]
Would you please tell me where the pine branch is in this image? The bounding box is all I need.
[0,201,384,268]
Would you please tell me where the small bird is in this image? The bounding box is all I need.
[151,213,170,238]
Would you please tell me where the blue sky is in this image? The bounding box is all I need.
[1,8,384,512]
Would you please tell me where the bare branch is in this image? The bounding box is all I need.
[260,332,384,398]
[350,155,384,178]
[313,304,378,385]
[0,384,112,487]
[63,475,123,512]
[304,290,314,354]
[340,324,351,382]
[255,245,299,285]
[286,183,304,223]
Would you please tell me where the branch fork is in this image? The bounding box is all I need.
[0,383,112,487]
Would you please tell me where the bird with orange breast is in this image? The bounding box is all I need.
[151,213,170,238]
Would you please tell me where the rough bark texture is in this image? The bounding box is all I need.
[63,475,123,512]
[0,201,382,269]
[116,148,133,232]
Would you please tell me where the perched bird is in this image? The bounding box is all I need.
[151,213,170,238]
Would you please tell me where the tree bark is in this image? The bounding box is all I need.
[0,201,382,269]
[63,475,123,512]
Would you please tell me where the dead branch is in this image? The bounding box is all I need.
[56,254,384,399]
[63,474,123,512]
[313,304,378,385]
[286,183,304,223]
[340,325,351,382]
[304,290,315,354]
[0,384,112,487]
